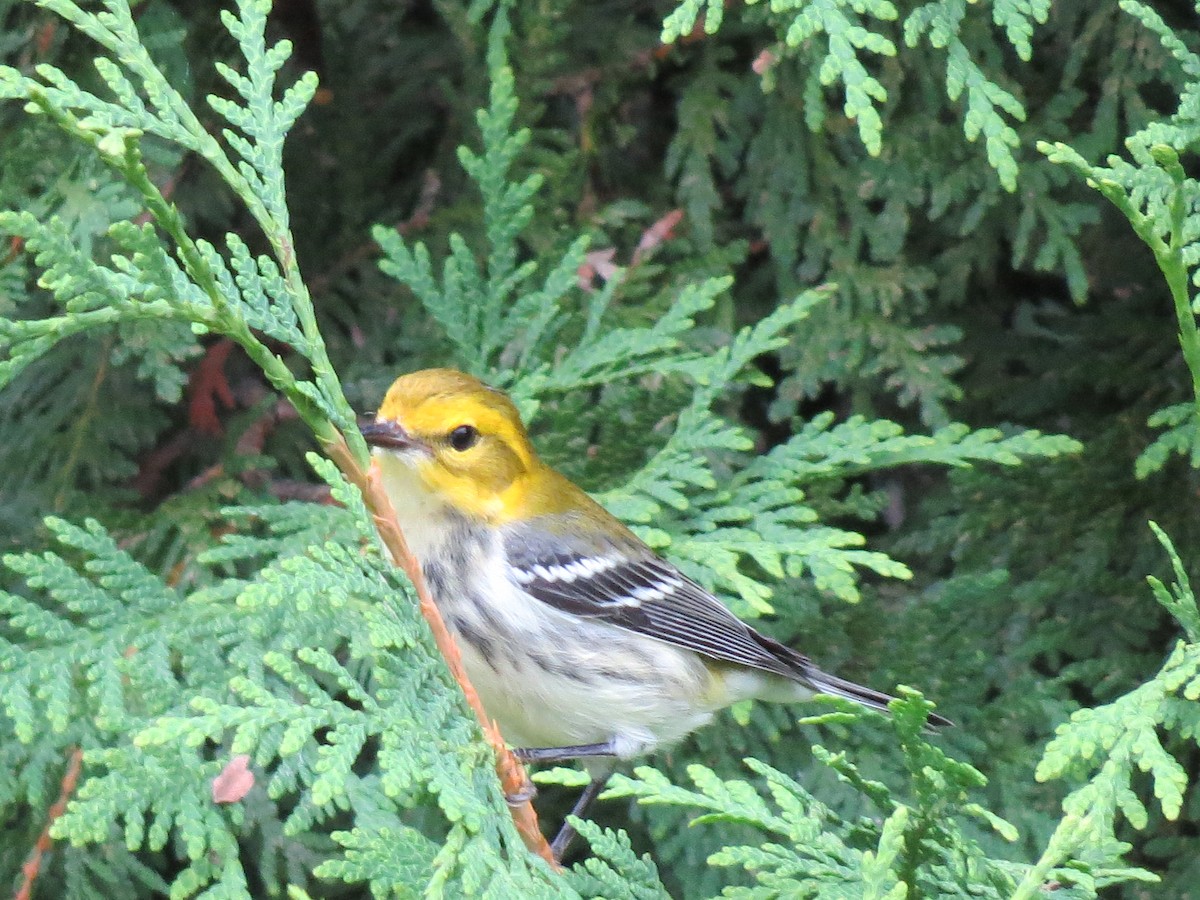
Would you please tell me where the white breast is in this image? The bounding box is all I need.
[372,451,457,561]
[373,448,729,758]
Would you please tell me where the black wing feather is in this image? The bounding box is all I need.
[503,514,803,680]
[502,514,953,727]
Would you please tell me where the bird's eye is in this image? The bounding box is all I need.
[448,424,480,451]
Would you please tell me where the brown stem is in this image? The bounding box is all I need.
[323,434,557,868]
[16,746,84,900]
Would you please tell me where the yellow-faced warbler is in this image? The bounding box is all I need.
[361,368,949,858]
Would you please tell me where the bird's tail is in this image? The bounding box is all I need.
[748,630,952,727]
[804,667,953,727]
[805,669,895,715]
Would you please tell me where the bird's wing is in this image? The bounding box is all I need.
[502,513,803,680]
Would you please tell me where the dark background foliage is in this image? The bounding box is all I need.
[3,0,1199,895]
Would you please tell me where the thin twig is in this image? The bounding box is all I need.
[16,746,84,900]
[53,338,112,512]
[323,435,557,868]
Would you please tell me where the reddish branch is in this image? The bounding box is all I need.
[187,338,237,435]
[16,747,83,900]
[323,435,557,868]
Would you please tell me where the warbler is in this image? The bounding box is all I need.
[361,368,948,858]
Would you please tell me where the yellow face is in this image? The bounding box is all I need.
[363,369,537,521]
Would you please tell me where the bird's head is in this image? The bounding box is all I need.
[361,368,542,521]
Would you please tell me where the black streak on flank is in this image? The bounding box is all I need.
[448,613,501,673]
[423,560,451,599]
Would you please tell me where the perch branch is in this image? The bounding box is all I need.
[323,434,557,868]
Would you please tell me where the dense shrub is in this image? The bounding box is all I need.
[2,0,1199,896]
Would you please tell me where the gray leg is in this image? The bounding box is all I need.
[511,743,619,861]
[512,741,616,764]
[551,767,614,862]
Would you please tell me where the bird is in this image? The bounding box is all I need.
[360,367,949,859]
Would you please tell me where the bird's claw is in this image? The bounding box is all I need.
[505,776,537,806]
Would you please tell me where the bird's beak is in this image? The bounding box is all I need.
[360,418,428,453]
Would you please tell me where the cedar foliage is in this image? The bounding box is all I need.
[1,0,1199,896]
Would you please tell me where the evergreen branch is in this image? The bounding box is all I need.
[2,0,361,458]
[991,0,1052,62]
[2,0,558,870]
[661,0,725,43]
[2,0,1168,892]
[7,89,337,445]
[325,438,557,867]
[1039,138,1200,474]
[660,0,1038,184]
[0,477,562,892]
[1038,2,1200,477]
[792,0,896,156]
[533,275,727,396]
[904,0,1029,191]
[1014,524,1199,899]
[1149,145,1200,415]
[604,693,1019,898]
[563,818,670,899]
[1147,521,1200,643]
[1064,145,1200,416]
[374,11,585,385]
